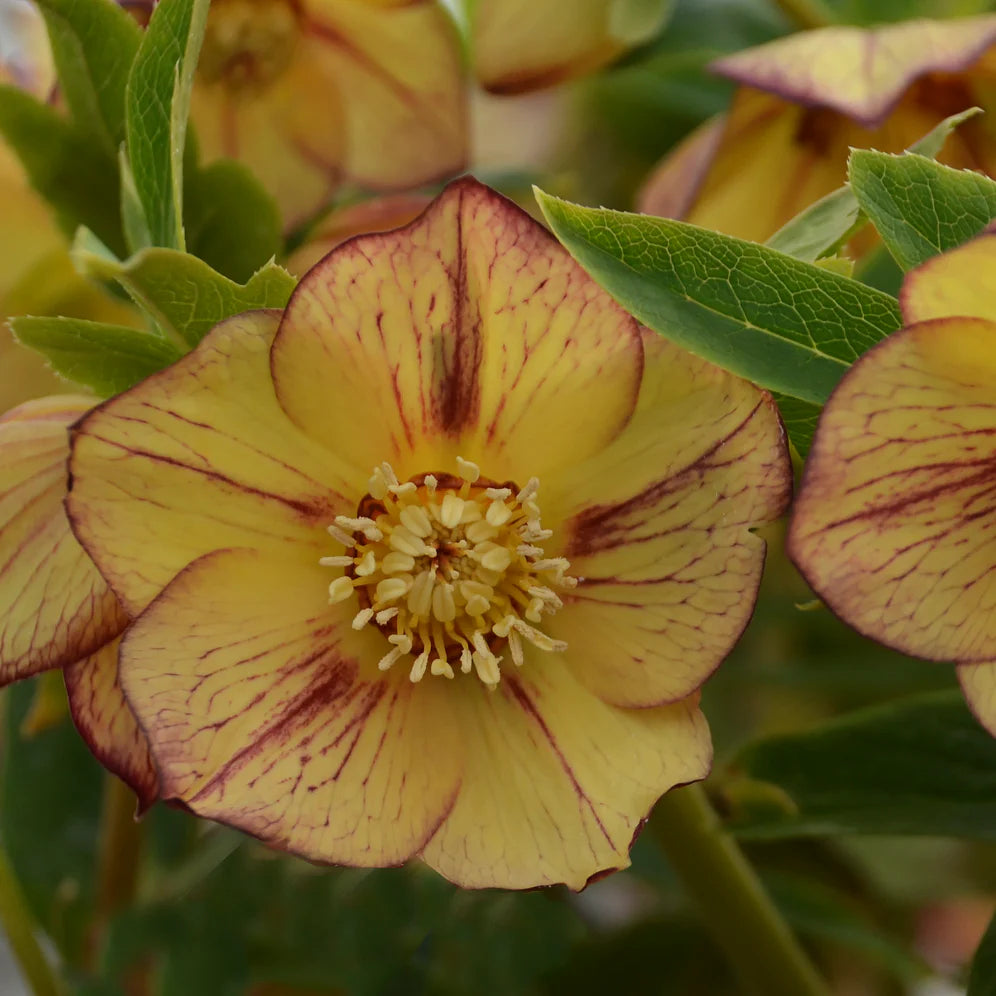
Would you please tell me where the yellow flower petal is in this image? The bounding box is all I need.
[192,0,466,224]
[543,332,790,707]
[901,233,996,325]
[284,193,433,278]
[0,395,126,681]
[637,114,725,222]
[420,660,711,890]
[472,0,623,93]
[122,547,462,866]
[788,317,996,662]
[958,660,996,737]
[64,636,158,811]
[68,311,358,616]
[712,16,996,128]
[189,50,345,228]
[272,176,643,482]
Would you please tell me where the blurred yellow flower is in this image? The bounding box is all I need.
[788,233,996,737]
[189,0,468,225]
[470,0,664,93]
[67,178,790,888]
[640,17,996,246]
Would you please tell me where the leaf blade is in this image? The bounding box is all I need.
[10,317,183,396]
[850,150,996,270]
[535,188,902,412]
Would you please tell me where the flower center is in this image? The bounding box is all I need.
[322,457,576,687]
[197,0,301,94]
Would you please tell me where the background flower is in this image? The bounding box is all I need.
[189,0,468,226]
[789,233,996,735]
[639,16,996,245]
[67,178,790,889]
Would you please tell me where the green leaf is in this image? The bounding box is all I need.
[766,108,983,264]
[0,84,124,256]
[723,690,996,840]
[608,0,676,45]
[124,0,209,250]
[36,0,142,152]
[119,148,153,254]
[849,150,996,270]
[771,393,820,460]
[969,907,996,996]
[0,681,102,965]
[764,873,928,984]
[185,159,284,283]
[534,189,901,411]
[11,317,182,396]
[910,106,983,160]
[74,236,296,347]
[766,186,864,264]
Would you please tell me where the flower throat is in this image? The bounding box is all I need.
[322,457,576,687]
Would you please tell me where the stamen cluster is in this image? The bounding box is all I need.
[321,458,576,687]
[199,0,300,92]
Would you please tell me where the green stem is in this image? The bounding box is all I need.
[771,0,835,29]
[0,846,62,996]
[95,776,143,922]
[652,784,829,996]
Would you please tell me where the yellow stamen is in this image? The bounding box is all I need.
[321,458,575,686]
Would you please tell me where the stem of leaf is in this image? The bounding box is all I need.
[771,0,835,29]
[95,776,143,923]
[651,783,829,996]
[0,845,62,996]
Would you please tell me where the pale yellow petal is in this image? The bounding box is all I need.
[420,660,711,890]
[189,54,344,227]
[958,660,996,737]
[712,17,996,127]
[64,636,158,811]
[901,234,996,325]
[636,115,725,221]
[191,0,466,224]
[284,193,432,277]
[122,548,461,866]
[472,0,621,93]
[272,177,643,483]
[544,332,791,707]
[303,0,467,188]
[68,311,359,616]
[789,317,996,662]
[0,395,126,681]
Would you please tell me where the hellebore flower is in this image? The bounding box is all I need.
[67,179,790,889]
[788,233,996,735]
[639,16,996,245]
[0,396,156,806]
[188,0,467,225]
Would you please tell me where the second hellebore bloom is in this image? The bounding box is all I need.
[68,179,790,888]
[789,234,996,736]
[640,16,996,245]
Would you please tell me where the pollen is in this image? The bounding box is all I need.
[320,458,576,688]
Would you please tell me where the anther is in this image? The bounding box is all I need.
[328,576,355,604]
[517,478,539,503]
[456,456,480,482]
[319,555,354,567]
[354,550,377,576]
[351,607,375,630]
[439,493,465,529]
